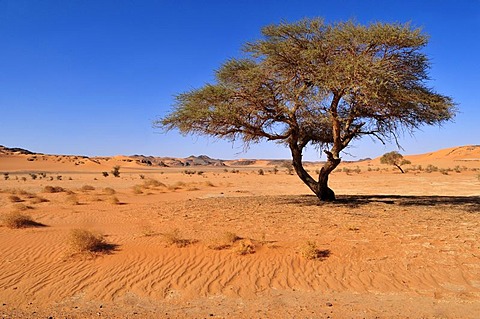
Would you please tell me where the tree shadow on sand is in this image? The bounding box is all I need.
[281,194,480,213]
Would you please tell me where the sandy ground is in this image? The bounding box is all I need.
[1,150,480,318]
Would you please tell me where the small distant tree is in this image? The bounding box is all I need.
[111,166,121,178]
[380,151,411,173]
[156,18,455,201]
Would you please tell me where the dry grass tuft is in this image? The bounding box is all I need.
[65,194,80,205]
[68,229,112,253]
[204,181,216,187]
[300,241,330,260]
[2,212,44,229]
[43,185,65,193]
[143,178,166,189]
[207,231,241,250]
[103,187,116,195]
[167,181,186,191]
[8,195,23,203]
[30,196,49,204]
[233,239,256,255]
[132,185,144,194]
[108,196,120,205]
[80,185,95,192]
[163,228,194,248]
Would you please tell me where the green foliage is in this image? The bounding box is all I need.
[380,151,411,173]
[156,18,456,200]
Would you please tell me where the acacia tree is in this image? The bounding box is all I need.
[380,151,411,173]
[156,19,455,201]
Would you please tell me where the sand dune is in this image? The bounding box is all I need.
[1,146,479,317]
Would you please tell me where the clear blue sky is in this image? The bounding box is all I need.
[1,0,478,160]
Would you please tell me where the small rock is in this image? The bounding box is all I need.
[326,302,333,307]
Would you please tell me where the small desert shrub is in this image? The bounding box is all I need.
[103,187,116,195]
[168,181,186,191]
[132,185,144,194]
[163,228,192,248]
[300,241,330,261]
[29,196,48,204]
[143,178,166,188]
[233,239,256,255]
[80,185,95,192]
[111,166,121,178]
[204,181,215,187]
[29,173,37,180]
[183,170,196,175]
[2,212,41,229]
[108,196,120,205]
[102,171,109,177]
[258,169,264,175]
[65,194,79,205]
[139,174,145,179]
[3,173,9,180]
[224,231,241,244]
[21,177,27,182]
[425,164,439,173]
[8,195,23,203]
[43,185,65,193]
[207,231,241,250]
[69,229,108,253]
[439,168,449,175]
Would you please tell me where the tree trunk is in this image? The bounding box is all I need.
[289,140,341,201]
[394,164,405,173]
[316,153,341,201]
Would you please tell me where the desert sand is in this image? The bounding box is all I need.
[1,145,479,318]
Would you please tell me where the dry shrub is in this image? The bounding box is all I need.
[65,194,79,205]
[233,239,256,255]
[69,229,109,253]
[143,178,166,189]
[43,185,65,193]
[80,185,95,192]
[300,241,330,261]
[108,196,120,205]
[163,228,193,248]
[204,181,215,187]
[103,187,116,195]
[30,196,49,204]
[2,212,43,229]
[167,181,186,191]
[132,185,144,194]
[208,231,241,250]
[8,195,22,203]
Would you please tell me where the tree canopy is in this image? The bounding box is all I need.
[380,151,411,173]
[156,18,456,201]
